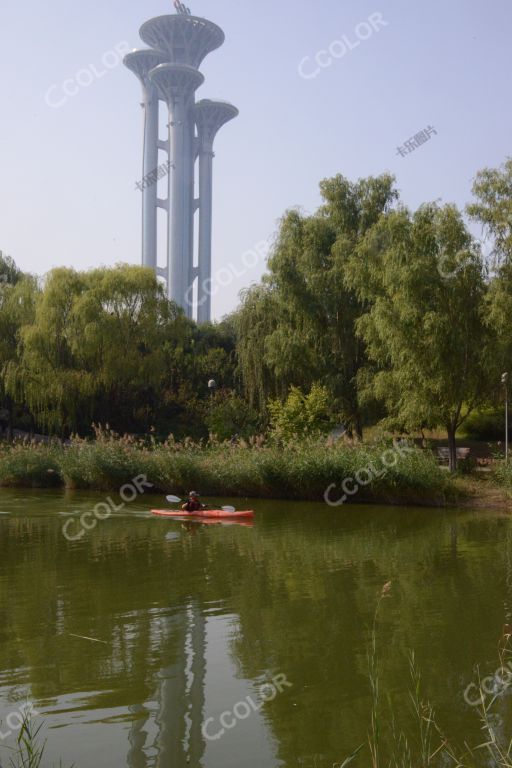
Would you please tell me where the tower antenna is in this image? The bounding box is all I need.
[174,1,191,14]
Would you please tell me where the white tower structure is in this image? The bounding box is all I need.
[195,100,239,323]
[124,50,169,272]
[125,7,238,322]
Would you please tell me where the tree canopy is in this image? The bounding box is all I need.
[2,158,512,468]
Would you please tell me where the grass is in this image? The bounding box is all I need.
[1,709,72,768]
[346,584,512,768]
[491,459,512,493]
[0,429,453,506]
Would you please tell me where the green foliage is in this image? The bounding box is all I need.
[346,202,497,470]
[233,283,283,410]
[467,157,512,265]
[268,383,334,440]
[0,434,450,505]
[205,390,259,441]
[235,174,399,436]
[352,599,512,768]
[0,442,61,487]
[460,406,505,440]
[492,459,512,490]
[468,159,512,377]
[1,708,72,768]
[3,158,512,476]
[5,265,181,434]
[0,251,23,285]
[0,262,238,439]
[0,269,38,434]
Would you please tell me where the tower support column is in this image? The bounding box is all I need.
[124,49,170,275]
[194,99,239,323]
[150,63,205,311]
[168,96,187,305]
[197,144,214,324]
[183,102,196,318]
[142,85,160,270]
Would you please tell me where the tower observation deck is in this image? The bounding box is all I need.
[124,7,238,322]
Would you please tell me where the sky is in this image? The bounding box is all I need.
[0,0,510,319]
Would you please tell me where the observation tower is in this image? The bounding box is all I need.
[124,3,238,321]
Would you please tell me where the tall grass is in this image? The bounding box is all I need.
[0,442,62,488]
[348,584,512,768]
[0,429,451,505]
[492,459,512,492]
[1,709,72,768]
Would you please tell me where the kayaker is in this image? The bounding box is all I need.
[181,491,206,513]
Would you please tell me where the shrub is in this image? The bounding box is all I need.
[492,459,512,490]
[460,407,505,440]
[0,441,62,487]
[268,384,335,441]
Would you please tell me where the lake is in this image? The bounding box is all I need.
[0,488,510,767]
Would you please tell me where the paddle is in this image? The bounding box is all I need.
[165,495,236,513]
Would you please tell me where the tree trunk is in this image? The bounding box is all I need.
[447,425,457,473]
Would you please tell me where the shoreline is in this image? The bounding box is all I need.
[0,438,510,512]
[0,475,509,514]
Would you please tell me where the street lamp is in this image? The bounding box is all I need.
[208,378,217,406]
[502,372,509,463]
[207,380,217,432]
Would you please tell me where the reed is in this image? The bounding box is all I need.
[1,709,72,768]
[0,430,452,505]
[347,585,512,767]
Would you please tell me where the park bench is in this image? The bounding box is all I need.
[437,447,471,465]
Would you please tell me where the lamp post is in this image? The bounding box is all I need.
[502,372,509,463]
[208,378,217,408]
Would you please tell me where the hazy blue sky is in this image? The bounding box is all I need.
[1,0,510,318]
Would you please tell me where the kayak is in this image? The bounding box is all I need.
[151,509,255,520]
[170,518,254,528]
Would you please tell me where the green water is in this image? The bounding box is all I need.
[0,488,511,767]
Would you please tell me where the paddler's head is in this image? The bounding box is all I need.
[189,491,199,499]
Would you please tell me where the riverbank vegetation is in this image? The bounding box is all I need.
[347,589,512,768]
[0,430,452,505]
[1,158,512,479]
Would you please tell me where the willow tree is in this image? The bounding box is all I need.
[467,158,512,370]
[0,267,38,437]
[467,158,512,262]
[5,267,92,433]
[73,265,185,430]
[233,283,286,411]
[0,251,23,285]
[346,202,496,471]
[235,173,399,436]
[5,265,183,435]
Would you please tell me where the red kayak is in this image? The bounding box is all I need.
[151,509,255,520]
[170,518,254,528]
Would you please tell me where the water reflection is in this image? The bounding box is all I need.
[154,605,206,768]
[1,491,512,766]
